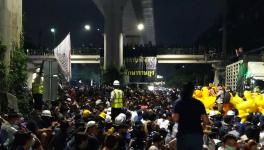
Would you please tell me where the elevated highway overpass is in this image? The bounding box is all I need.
[27,54,221,64]
[26,54,222,100]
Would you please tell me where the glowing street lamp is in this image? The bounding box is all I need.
[50,28,56,47]
[51,28,55,33]
[84,25,91,31]
[137,23,144,31]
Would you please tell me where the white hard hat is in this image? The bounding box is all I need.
[227,110,235,116]
[41,110,52,117]
[113,80,120,86]
[86,121,97,128]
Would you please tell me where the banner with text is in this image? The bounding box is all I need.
[54,33,71,81]
[125,57,157,83]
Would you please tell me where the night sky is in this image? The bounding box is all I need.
[23,0,222,49]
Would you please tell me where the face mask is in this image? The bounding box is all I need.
[225,145,236,150]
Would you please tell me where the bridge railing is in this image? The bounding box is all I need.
[26,48,102,56]
[26,47,222,60]
[157,48,204,55]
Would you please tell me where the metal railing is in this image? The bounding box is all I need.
[26,48,102,56]
[26,46,222,60]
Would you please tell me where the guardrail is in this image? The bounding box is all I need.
[26,47,220,56]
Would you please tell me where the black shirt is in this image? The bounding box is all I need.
[173,97,206,136]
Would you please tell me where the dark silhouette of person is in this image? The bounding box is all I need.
[172,82,210,150]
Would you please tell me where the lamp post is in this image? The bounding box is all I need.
[51,28,56,47]
[83,25,92,47]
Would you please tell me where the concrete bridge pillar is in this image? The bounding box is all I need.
[93,0,128,70]
[0,0,22,69]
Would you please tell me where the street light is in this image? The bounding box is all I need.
[51,28,55,33]
[50,28,56,47]
[137,23,144,31]
[84,25,91,31]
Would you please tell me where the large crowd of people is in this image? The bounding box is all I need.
[1,81,264,150]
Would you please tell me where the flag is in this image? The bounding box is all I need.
[54,33,71,81]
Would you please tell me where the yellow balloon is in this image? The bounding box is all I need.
[201,87,209,97]
[196,90,203,98]
[205,108,211,114]
[230,94,243,106]
[237,102,248,110]
[259,107,264,115]
[194,90,203,98]
[244,91,252,100]
[256,95,264,107]
[241,118,246,123]
[238,110,248,119]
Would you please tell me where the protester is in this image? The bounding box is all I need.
[0,111,20,149]
[102,134,119,150]
[10,131,33,150]
[218,134,238,150]
[2,82,264,150]
[111,80,125,121]
[172,82,210,150]
[216,84,225,113]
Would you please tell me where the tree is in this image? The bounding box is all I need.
[7,38,33,115]
[0,41,7,92]
[0,41,9,113]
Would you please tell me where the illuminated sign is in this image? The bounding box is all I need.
[125,57,157,82]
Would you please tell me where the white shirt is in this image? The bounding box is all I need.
[216,90,224,104]
[157,118,170,130]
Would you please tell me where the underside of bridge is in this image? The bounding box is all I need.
[123,0,156,45]
[92,0,156,70]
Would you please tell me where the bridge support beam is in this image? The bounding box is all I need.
[93,0,128,70]
[0,0,22,70]
[43,60,59,102]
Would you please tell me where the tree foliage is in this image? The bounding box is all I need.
[0,35,33,114]
[8,46,27,92]
[0,41,7,92]
[8,43,32,114]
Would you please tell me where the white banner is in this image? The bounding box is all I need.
[54,33,71,81]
